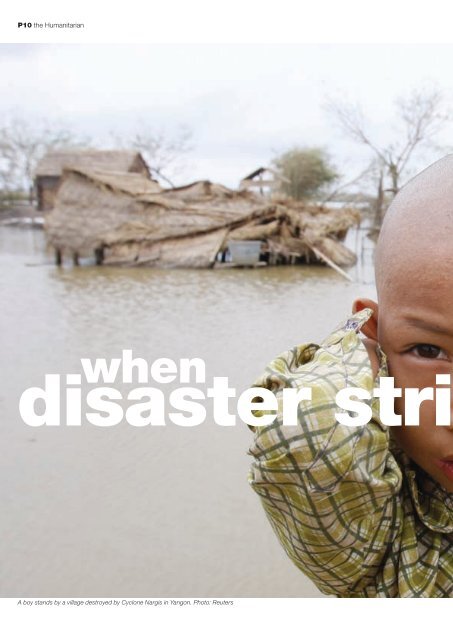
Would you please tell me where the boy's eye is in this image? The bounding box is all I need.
[412,344,447,359]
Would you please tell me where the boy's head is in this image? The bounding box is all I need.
[354,155,453,492]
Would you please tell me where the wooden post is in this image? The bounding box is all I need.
[94,247,104,265]
[311,246,353,282]
[73,252,79,266]
[374,169,384,226]
[55,248,62,266]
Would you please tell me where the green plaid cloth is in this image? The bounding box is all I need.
[247,308,453,597]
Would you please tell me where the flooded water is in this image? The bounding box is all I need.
[0,226,376,597]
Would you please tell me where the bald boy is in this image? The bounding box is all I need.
[248,156,453,598]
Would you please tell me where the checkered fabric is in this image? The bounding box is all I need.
[247,308,453,597]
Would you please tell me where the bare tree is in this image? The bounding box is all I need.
[112,124,193,188]
[321,161,375,204]
[0,116,88,200]
[325,87,450,209]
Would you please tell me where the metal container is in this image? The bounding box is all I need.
[227,240,261,265]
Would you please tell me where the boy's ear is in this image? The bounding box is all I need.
[352,298,378,340]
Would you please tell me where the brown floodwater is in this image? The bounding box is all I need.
[0,226,375,597]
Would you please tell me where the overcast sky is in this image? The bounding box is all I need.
[1,44,453,187]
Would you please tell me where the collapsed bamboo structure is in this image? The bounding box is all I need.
[35,149,151,211]
[44,168,360,269]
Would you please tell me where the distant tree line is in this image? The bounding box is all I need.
[0,116,193,204]
[0,86,450,224]
[0,118,86,202]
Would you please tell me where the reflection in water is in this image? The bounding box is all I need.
[0,227,376,597]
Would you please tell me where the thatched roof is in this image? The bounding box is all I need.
[45,168,360,269]
[162,180,241,201]
[69,169,162,197]
[35,149,150,178]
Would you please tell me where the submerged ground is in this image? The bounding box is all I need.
[0,226,375,597]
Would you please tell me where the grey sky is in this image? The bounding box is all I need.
[1,43,453,187]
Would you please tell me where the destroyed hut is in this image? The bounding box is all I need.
[34,149,151,211]
[44,167,360,270]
